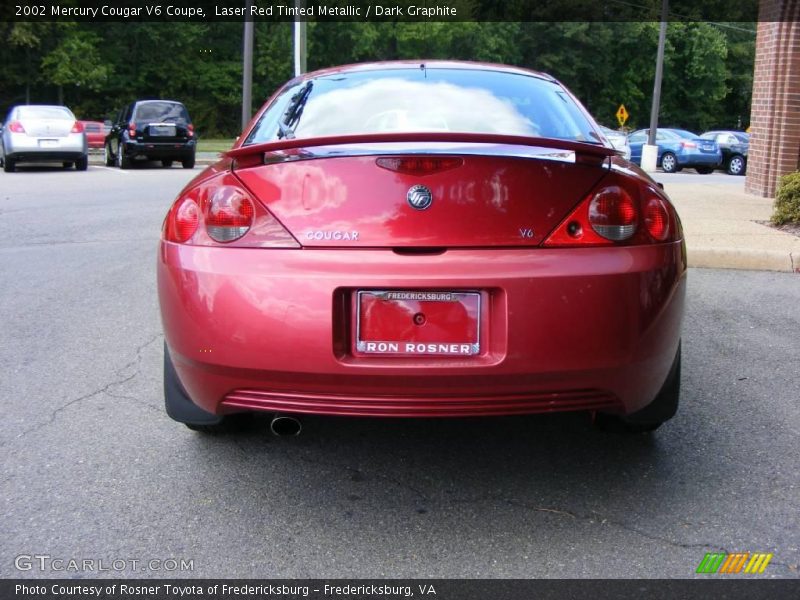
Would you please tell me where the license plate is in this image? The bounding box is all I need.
[38,139,58,148]
[149,124,176,137]
[356,290,480,356]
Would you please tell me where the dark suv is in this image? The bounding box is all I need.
[104,100,196,169]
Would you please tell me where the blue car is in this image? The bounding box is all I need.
[628,128,722,174]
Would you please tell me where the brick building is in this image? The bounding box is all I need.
[745,0,800,197]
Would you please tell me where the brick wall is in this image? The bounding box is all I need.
[745,0,800,198]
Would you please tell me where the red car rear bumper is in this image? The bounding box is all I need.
[157,242,686,418]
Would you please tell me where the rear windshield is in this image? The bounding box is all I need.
[18,106,73,120]
[245,68,601,145]
[84,123,102,132]
[134,102,189,123]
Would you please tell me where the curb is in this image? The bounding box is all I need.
[688,248,799,273]
[88,152,221,166]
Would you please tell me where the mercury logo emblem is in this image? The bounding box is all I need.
[407,185,433,210]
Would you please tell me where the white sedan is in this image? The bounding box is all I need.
[600,125,632,161]
[1,105,88,172]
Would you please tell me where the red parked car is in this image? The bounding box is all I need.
[158,61,686,436]
[78,120,106,149]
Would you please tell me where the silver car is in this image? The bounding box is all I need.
[1,105,88,172]
[599,125,632,161]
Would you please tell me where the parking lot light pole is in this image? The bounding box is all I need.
[242,0,254,129]
[641,0,668,172]
[294,0,307,76]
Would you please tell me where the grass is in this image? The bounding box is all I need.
[197,138,236,153]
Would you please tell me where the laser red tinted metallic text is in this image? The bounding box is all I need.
[158,61,686,434]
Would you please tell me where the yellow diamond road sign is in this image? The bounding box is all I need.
[616,104,629,127]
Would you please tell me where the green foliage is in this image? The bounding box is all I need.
[772,172,800,225]
[722,26,757,129]
[0,20,755,137]
[41,28,111,91]
[660,23,729,131]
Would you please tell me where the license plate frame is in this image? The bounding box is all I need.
[38,139,58,148]
[355,290,481,357]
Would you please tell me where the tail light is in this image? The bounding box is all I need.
[588,186,637,241]
[680,141,697,149]
[205,187,254,242]
[377,156,462,176]
[128,122,136,137]
[187,124,194,137]
[644,197,670,241]
[164,198,199,243]
[543,173,680,247]
[71,121,84,133]
[8,121,25,133]
[162,174,299,248]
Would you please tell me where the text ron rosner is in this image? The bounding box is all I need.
[216,4,458,17]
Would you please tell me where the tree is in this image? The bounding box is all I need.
[0,20,756,138]
[41,26,110,105]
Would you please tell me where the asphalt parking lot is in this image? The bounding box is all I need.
[1,164,798,579]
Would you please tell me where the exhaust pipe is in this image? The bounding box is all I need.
[270,414,302,436]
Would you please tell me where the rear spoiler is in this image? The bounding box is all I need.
[225,132,617,160]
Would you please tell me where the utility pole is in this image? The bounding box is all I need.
[294,0,307,76]
[641,0,668,172]
[241,0,254,129]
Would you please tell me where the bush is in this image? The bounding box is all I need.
[772,171,800,225]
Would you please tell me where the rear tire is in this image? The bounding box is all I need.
[660,152,678,173]
[116,144,131,169]
[593,342,681,434]
[3,157,15,173]
[104,144,114,166]
[182,155,195,169]
[727,155,746,176]
[75,155,88,171]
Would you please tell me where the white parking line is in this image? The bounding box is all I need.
[94,166,130,174]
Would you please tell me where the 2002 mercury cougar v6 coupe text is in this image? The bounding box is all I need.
[157,61,686,435]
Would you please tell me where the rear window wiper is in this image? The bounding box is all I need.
[277,81,314,140]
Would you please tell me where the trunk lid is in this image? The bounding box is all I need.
[234,144,609,248]
[20,118,73,138]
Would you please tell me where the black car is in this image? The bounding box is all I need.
[104,100,196,169]
[700,130,749,175]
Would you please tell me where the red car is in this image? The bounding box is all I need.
[78,120,106,149]
[158,61,686,436]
